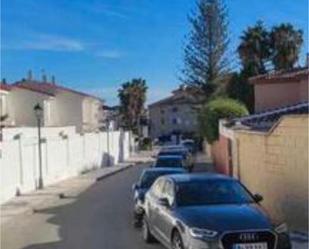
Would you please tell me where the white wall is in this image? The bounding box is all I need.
[82,97,102,132]
[8,88,55,127]
[0,127,132,204]
[53,91,84,132]
[0,90,15,126]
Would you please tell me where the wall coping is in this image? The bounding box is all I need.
[234,114,308,137]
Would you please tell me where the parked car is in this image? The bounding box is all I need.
[157,148,194,172]
[142,173,291,249]
[132,168,186,227]
[153,155,186,169]
[160,145,186,152]
[181,139,197,154]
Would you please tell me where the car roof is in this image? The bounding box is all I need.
[162,173,235,183]
[181,139,194,143]
[161,145,186,151]
[157,155,183,159]
[142,167,186,173]
[158,150,187,154]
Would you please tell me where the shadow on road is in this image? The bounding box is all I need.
[17,166,161,249]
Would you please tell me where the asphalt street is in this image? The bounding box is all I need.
[1,164,164,249]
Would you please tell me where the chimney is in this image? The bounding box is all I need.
[51,75,56,85]
[41,69,47,83]
[27,70,33,81]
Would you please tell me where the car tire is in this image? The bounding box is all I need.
[142,217,155,243]
[172,230,184,249]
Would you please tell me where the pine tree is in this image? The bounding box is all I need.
[182,0,229,98]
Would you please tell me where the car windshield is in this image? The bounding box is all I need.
[140,171,177,188]
[176,180,254,206]
[155,158,182,168]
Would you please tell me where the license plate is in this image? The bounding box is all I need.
[233,243,268,249]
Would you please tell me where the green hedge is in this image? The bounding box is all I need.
[199,98,249,144]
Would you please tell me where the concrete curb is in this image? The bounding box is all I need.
[95,164,134,182]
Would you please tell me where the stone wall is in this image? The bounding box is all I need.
[234,115,308,230]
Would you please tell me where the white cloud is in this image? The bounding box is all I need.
[83,3,128,19]
[5,34,84,52]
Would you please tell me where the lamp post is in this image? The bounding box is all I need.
[34,103,44,189]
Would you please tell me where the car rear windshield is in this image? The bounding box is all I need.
[155,158,183,168]
[176,180,254,206]
[140,171,177,188]
[158,151,187,159]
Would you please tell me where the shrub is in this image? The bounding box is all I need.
[199,97,249,144]
[139,137,152,150]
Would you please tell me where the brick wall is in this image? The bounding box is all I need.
[234,115,308,230]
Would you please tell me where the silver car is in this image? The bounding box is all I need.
[142,173,291,249]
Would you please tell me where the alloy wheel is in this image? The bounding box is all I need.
[172,231,184,249]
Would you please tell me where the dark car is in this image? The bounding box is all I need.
[153,155,186,169]
[132,168,186,227]
[158,148,194,172]
[181,139,197,154]
[143,173,291,249]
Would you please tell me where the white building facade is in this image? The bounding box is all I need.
[1,78,104,133]
[148,87,201,139]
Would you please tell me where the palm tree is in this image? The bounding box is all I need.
[237,21,271,76]
[118,78,147,134]
[270,23,303,70]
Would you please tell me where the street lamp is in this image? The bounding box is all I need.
[34,103,44,189]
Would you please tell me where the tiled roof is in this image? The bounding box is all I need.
[13,80,104,101]
[249,67,308,84]
[148,88,203,108]
[229,102,309,131]
[0,84,12,91]
[14,81,56,96]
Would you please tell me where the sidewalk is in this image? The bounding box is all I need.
[1,162,133,226]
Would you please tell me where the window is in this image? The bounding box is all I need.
[160,109,165,114]
[161,118,165,125]
[172,107,178,113]
[162,180,175,205]
[172,117,181,125]
[176,180,254,206]
[151,178,165,198]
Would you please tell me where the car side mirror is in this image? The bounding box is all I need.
[158,198,170,208]
[132,183,139,191]
[253,193,263,203]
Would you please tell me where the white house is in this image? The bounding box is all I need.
[0,83,15,128]
[1,75,104,133]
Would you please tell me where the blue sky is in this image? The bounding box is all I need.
[2,0,308,105]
